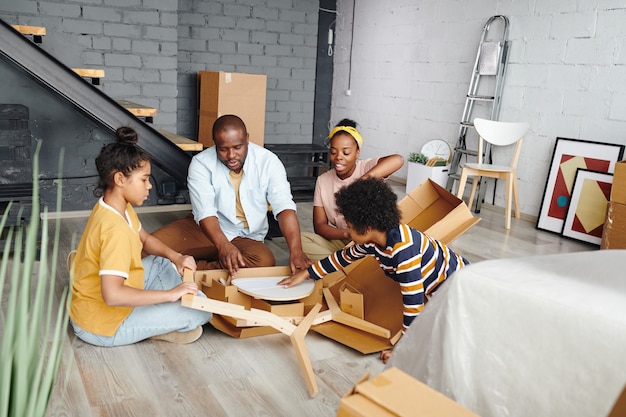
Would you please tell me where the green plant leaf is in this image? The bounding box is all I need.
[0,141,70,417]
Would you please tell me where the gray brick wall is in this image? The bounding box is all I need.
[177,0,319,143]
[1,0,319,143]
[0,0,180,133]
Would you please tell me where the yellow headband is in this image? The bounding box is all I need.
[328,126,363,149]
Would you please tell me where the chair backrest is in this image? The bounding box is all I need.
[473,118,530,167]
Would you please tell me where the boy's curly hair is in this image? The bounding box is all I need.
[335,177,400,234]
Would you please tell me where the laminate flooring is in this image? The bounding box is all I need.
[41,181,593,417]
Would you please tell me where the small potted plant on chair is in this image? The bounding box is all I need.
[406,146,451,194]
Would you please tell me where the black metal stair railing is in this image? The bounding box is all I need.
[0,19,190,185]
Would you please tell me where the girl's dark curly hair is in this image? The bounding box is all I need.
[94,126,150,197]
[335,177,400,234]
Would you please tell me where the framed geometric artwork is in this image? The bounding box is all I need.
[561,169,613,245]
[536,137,624,234]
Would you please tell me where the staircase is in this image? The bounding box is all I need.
[9,22,202,154]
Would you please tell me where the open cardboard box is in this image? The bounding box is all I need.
[312,179,480,353]
[337,367,480,417]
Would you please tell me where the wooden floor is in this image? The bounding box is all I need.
[43,182,593,417]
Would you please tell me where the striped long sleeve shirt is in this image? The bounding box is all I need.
[307,224,469,333]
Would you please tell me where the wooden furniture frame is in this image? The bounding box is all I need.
[181,270,322,397]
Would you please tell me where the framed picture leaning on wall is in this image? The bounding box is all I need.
[561,168,613,245]
[536,137,624,234]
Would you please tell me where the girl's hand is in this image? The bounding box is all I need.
[168,282,199,302]
[277,269,311,288]
[173,253,196,276]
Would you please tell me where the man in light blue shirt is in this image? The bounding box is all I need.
[151,115,312,277]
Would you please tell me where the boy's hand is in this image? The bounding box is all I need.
[380,348,393,364]
[277,269,310,288]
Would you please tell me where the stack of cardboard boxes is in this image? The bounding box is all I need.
[601,160,626,249]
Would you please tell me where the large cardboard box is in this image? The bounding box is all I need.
[312,179,480,353]
[337,367,480,417]
[197,71,267,147]
[601,201,626,249]
[610,160,626,204]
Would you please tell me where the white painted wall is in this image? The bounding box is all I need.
[331,0,626,218]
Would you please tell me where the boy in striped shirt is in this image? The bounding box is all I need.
[279,177,469,363]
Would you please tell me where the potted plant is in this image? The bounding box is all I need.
[406,151,451,194]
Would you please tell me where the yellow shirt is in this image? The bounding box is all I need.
[70,199,145,336]
[229,169,249,229]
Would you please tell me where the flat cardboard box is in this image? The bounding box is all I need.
[337,367,479,417]
[197,71,267,147]
[601,201,626,249]
[194,266,323,338]
[313,179,479,353]
[611,160,626,204]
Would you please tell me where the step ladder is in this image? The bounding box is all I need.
[446,15,510,212]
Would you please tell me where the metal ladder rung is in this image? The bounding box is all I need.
[460,121,474,127]
[454,148,478,157]
[467,94,495,101]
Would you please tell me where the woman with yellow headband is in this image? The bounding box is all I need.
[301,118,404,260]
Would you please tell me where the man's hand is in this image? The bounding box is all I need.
[288,248,313,275]
[217,241,246,277]
[277,269,310,288]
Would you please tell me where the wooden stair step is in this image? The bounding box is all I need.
[72,68,105,85]
[12,25,46,36]
[116,99,157,122]
[12,25,46,43]
[157,129,203,152]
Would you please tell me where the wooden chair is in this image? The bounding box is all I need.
[456,118,530,229]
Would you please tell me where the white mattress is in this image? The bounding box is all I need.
[388,250,626,417]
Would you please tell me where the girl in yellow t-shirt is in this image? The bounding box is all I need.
[70,126,211,346]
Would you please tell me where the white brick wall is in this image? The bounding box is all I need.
[332,0,626,218]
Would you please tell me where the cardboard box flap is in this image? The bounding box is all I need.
[353,367,480,417]
[398,179,479,245]
[211,314,279,338]
[313,321,394,354]
[337,393,396,417]
[329,257,403,335]
[425,210,481,245]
